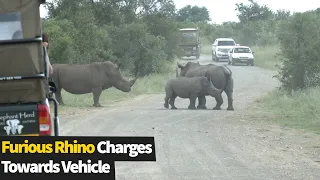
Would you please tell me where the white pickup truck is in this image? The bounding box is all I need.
[212,38,239,62]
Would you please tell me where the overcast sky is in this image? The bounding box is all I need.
[40,0,320,24]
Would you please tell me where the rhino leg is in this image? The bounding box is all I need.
[92,87,103,107]
[54,88,64,105]
[213,94,223,110]
[226,91,234,111]
[225,76,234,111]
[164,96,170,109]
[169,93,178,109]
[188,94,197,110]
[197,96,207,109]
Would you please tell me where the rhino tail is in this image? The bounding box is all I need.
[222,65,233,92]
[222,65,232,76]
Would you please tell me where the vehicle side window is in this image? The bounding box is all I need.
[0,12,23,41]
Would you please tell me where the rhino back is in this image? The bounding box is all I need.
[168,77,202,98]
[53,64,97,94]
[206,66,229,90]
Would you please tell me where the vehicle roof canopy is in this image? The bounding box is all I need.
[216,38,235,41]
[0,0,49,104]
[179,28,198,31]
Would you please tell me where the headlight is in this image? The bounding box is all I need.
[217,51,224,54]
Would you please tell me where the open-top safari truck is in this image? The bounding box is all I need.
[0,0,59,136]
[177,28,201,60]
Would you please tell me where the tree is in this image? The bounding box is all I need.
[176,5,211,23]
[235,0,273,23]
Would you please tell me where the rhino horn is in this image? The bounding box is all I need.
[130,77,137,86]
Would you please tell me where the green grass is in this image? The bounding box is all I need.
[201,44,212,55]
[251,45,281,70]
[256,87,320,134]
[55,60,177,113]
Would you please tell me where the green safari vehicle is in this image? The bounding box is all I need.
[177,28,201,60]
[0,0,60,136]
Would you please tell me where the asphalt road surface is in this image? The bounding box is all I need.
[60,55,320,180]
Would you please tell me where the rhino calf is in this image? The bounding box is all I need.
[164,76,222,110]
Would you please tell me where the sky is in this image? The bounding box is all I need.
[39,0,320,24]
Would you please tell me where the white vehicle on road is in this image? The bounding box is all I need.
[212,38,238,62]
[228,46,255,66]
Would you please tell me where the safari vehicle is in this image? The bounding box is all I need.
[0,0,59,136]
[178,28,201,60]
[227,46,255,66]
[212,38,239,62]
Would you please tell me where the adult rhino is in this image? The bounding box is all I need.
[51,61,137,107]
[176,62,234,110]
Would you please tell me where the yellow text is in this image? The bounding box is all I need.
[54,140,95,154]
[2,140,53,154]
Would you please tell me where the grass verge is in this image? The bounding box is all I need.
[255,87,320,134]
[55,60,177,114]
[251,45,281,70]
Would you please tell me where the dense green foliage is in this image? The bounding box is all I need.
[43,0,320,91]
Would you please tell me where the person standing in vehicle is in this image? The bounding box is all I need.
[42,33,53,77]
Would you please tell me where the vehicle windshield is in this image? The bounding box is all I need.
[181,31,197,37]
[0,12,23,41]
[218,40,235,46]
[180,30,198,44]
[234,47,251,53]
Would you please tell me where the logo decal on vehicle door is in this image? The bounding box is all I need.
[3,119,24,135]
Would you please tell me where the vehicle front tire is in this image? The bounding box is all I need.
[215,55,219,62]
[249,59,254,66]
[212,52,215,61]
[231,58,235,66]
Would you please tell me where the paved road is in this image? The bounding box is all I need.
[60,55,320,180]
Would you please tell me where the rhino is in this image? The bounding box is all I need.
[51,61,137,107]
[164,76,222,110]
[177,62,234,110]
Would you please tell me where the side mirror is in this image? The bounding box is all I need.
[49,81,57,93]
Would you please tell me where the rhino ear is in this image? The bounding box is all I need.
[117,63,122,70]
[177,62,184,69]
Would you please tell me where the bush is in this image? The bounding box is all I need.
[275,12,320,92]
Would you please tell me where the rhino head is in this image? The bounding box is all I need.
[201,76,222,97]
[100,62,137,92]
